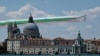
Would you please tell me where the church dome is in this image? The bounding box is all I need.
[13,27,20,33]
[12,22,20,33]
[23,23,39,32]
[23,14,41,39]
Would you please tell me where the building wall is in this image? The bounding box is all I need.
[7,40,20,54]
[7,40,75,54]
[97,46,100,53]
[7,39,87,54]
[85,40,100,53]
[19,46,74,54]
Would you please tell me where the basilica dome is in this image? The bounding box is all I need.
[23,14,41,38]
[23,23,39,32]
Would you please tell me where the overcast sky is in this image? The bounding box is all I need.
[0,0,100,42]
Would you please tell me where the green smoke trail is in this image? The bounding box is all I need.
[0,16,85,26]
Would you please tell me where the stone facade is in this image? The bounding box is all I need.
[85,40,100,53]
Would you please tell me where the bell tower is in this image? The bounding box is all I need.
[8,23,14,39]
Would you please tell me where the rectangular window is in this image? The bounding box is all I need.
[46,48,48,50]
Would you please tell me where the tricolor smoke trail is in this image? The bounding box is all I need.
[0,15,86,26]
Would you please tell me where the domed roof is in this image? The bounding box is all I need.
[54,37,65,40]
[23,14,41,38]
[12,22,20,33]
[23,23,39,31]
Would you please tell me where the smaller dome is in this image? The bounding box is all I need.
[54,37,65,40]
[12,27,20,33]
[23,23,39,31]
